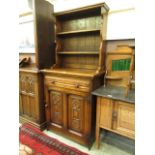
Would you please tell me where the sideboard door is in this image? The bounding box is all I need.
[49,90,64,128]
[68,95,84,136]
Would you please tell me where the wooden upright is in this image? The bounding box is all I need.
[42,3,109,147]
[19,0,55,130]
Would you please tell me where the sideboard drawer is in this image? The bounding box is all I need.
[45,76,91,92]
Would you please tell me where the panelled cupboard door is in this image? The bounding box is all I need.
[113,101,135,139]
[19,73,39,122]
[100,98,113,129]
[49,91,63,128]
[68,95,84,135]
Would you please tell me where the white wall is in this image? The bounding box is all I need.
[47,0,135,40]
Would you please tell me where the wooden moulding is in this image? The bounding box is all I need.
[105,76,122,80]
[54,2,109,16]
[41,68,104,79]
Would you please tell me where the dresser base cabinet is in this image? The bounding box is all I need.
[96,97,135,148]
[19,71,46,130]
[43,72,102,148]
[44,89,96,147]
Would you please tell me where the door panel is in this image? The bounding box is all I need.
[29,96,37,119]
[68,95,84,134]
[114,101,135,138]
[49,91,63,126]
[19,73,38,122]
[100,98,113,128]
[19,95,23,115]
[21,94,29,116]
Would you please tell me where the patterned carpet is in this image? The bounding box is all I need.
[19,123,88,155]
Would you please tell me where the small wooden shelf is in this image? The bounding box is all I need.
[107,52,132,55]
[105,76,122,80]
[57,51,99,55]
[57,29,100,35]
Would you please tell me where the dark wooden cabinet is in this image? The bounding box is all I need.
[42,3,109,147]
[19,0,55,129]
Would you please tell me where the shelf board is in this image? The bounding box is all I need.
[19,11,33,17]
[130,80,135,84]
[106,76,122,80]
[107,52,133,55]
[57,51,99,55]
[57,29,100,35]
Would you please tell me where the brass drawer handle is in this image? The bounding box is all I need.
[51,80,55,84]
[112,111,117,119]
[75,83,80,88]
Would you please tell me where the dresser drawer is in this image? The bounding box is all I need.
[45,76,91,92]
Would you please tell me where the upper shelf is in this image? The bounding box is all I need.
[57,29,100,36]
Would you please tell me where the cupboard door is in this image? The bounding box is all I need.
[68,95,84,135]
[114,101,135,139]
[19,73,39,122]
[49,91,63,127]
[100,98,113,129]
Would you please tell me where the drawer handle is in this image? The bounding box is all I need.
[112,111,117,118]
[75,83,80,88]
[51,80,55,84]
[45,104,48,108]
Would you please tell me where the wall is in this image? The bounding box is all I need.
[47,0,135,40]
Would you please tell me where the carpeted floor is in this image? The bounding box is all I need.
[19,123,88,155]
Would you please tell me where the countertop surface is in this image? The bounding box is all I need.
[19,67,40,73]
[92,85,135,104]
